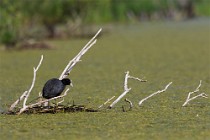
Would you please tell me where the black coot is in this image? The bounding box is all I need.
[42,78,71,99]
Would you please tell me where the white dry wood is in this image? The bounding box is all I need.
[9,55,43,112]
[9,28,102,114]
[59,28,102,80]
[8,91,28,111]
[128,76,147,83]
[182,80,208,107]
[18,88,70,114]
[139,82,173,106]
[109,71,131,108]
[98,96,115,109]
[109,89,131,109]
[17,55,44,114]
[109,71,146,108]
[123,71,130,90]
[22,55,43,108]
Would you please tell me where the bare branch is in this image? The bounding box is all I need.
[9,28,102,115]
[109,88,131,109]
[109,71,131,109]
[57,98,64,105]
[124,71,146,90]
[22,55,43,108]
[18,88,70,115]
[9,55,43,112]
[124,71,130,90]
[56,88,70,105]
[109,71,146,109]
[128,76,147,82]
[9,29,102,114]
[98,96,115,109]
[139,82,173,106]
[125,98,133,110]
[182,80,208,106]
[8,91,27,111]
[59,28,102,80]
[30,88,69,107]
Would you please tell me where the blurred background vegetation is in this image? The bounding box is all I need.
[0,0,209,49]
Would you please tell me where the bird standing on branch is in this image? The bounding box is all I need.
[42,78,72,99]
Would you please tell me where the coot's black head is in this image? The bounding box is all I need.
[61,78,71,85]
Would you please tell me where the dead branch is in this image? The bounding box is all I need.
[128,76,147,83]
[139,82,172,106]
[109,71,146,109]
[59,28,102,80]
[8,28,102,115]
[109,89,131,109]
[125,98,133,110]
[29,88,69,107]
[123,71,130,91]
[182,80,208,107]
[98,96,115,109]
[23,55,43,108]
[18,88,70,115]
[108,71,131,109]
[8,91,27,111]
[8,55,43,112]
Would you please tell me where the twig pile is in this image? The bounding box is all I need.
[7,28,102,115]
[5,27,208,115]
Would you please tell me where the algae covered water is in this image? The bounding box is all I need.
[0,19,210,139]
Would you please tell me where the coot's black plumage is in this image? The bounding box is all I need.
[42,78,71,99]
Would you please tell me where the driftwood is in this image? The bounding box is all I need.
[7,28,102,115]
[109,71,146,109]
[139,82,172,106]
[5,27,208,114]
[182,80,208,107]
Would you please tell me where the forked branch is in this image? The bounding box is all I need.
[23,55,43,108]
[9,28,102,114]
[182,80,208,107]
[9,55,43,112]
[109,71,146,109]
